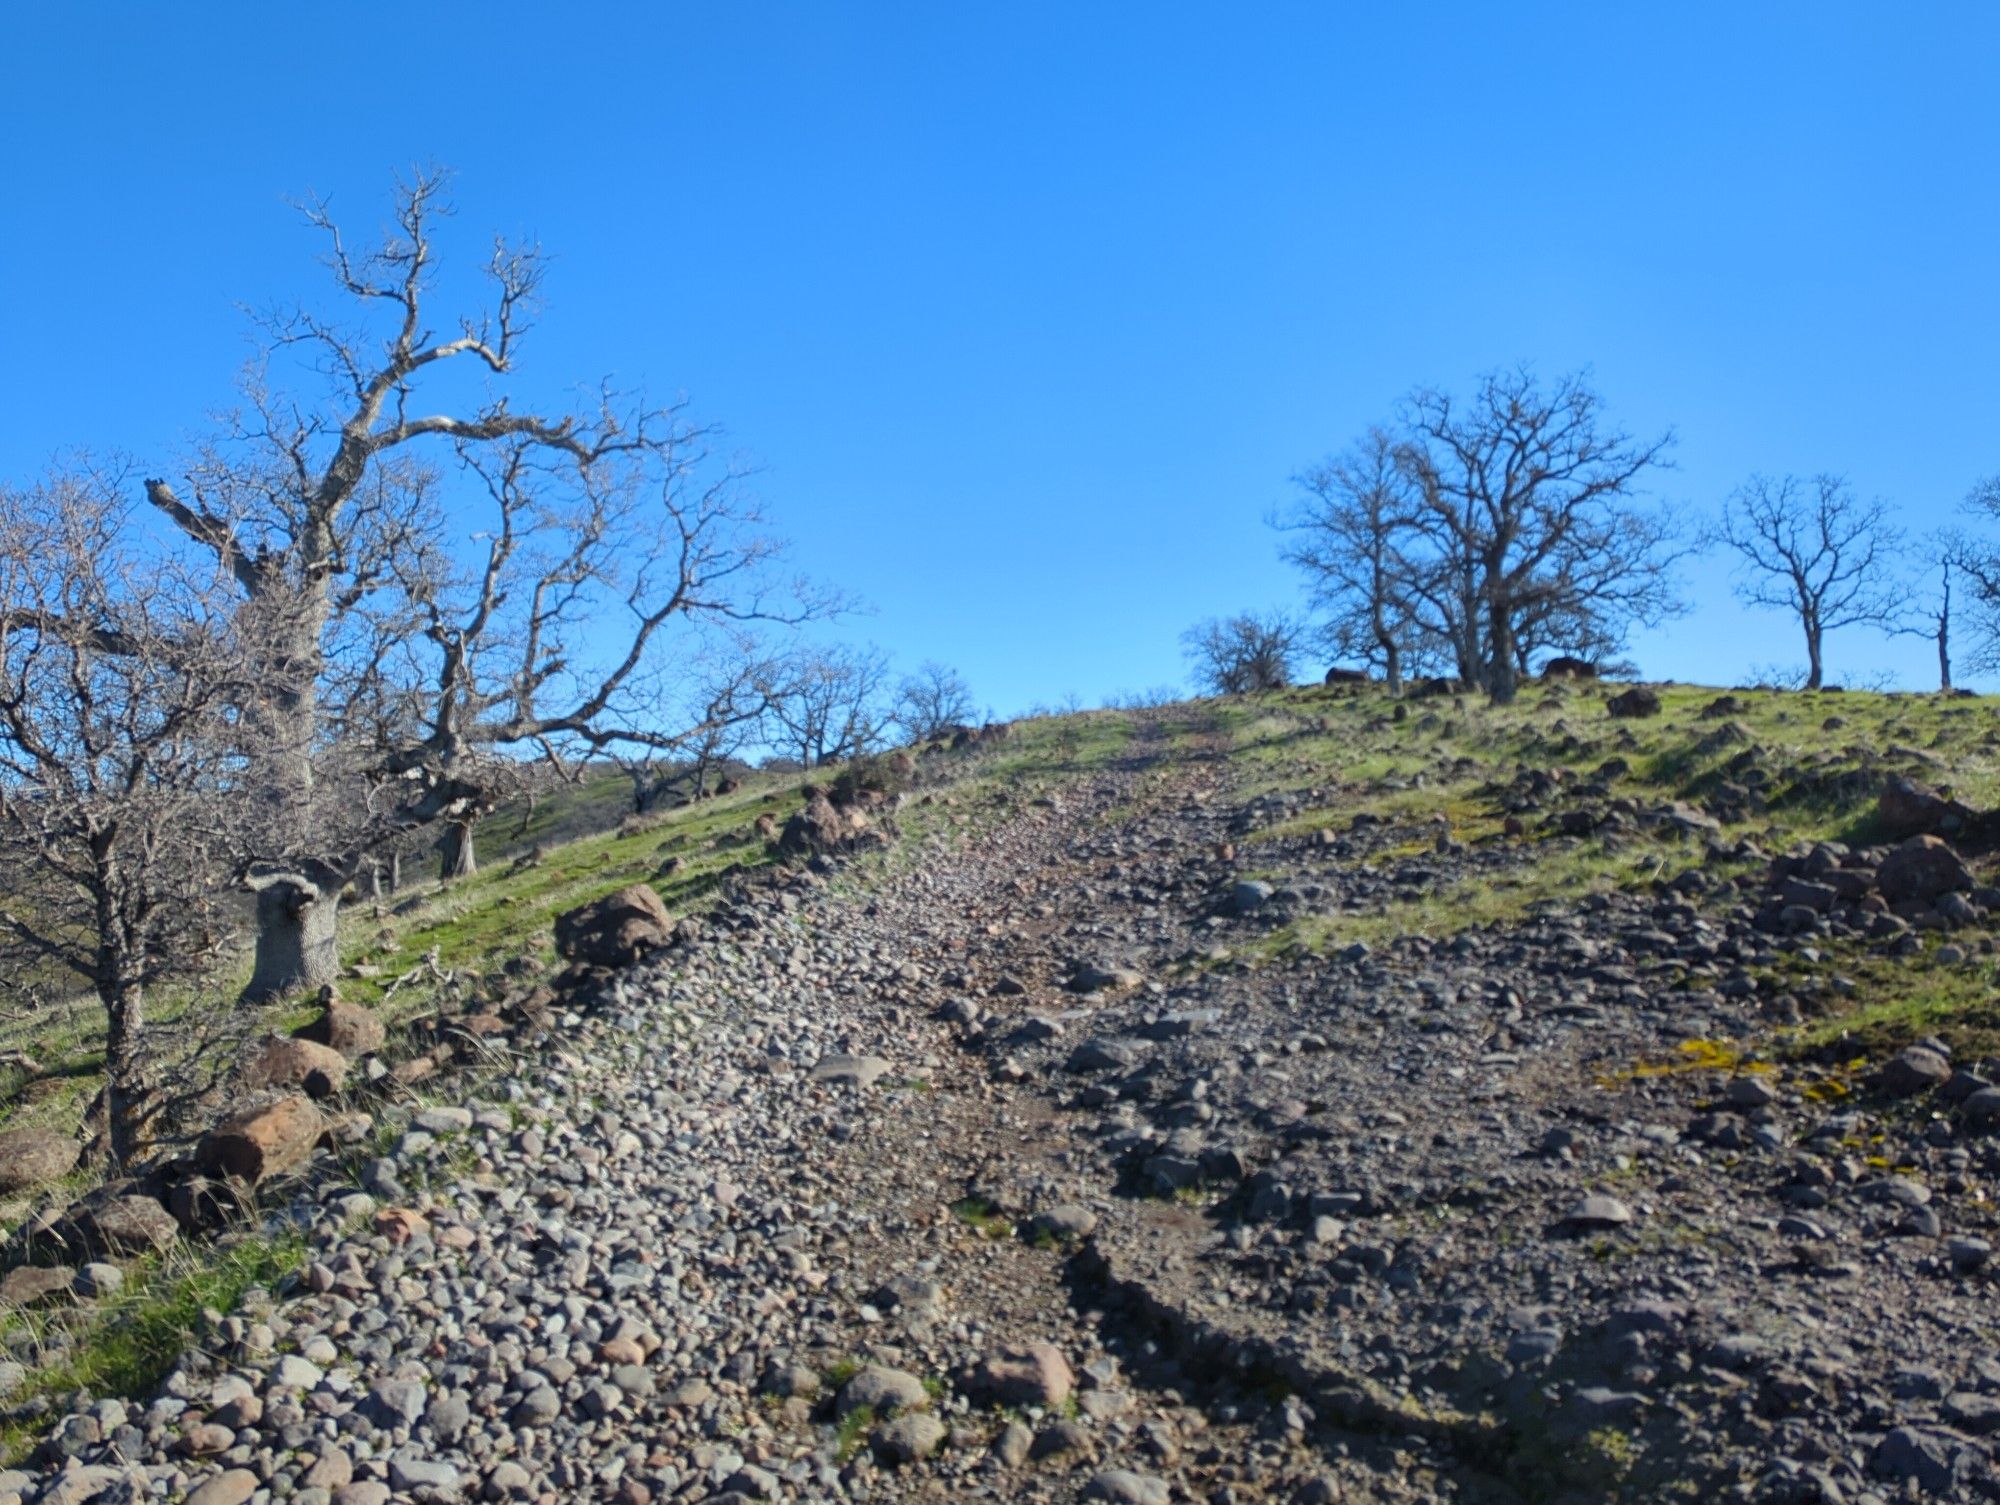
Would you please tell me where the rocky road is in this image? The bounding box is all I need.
[16,716,2000,1504]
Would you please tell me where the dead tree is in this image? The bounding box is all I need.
[890,661,976,742]
[1277,427,1429,694]
[1181,612,1302,695]
[761,646,891,767]
[1715,473,1903,691]
[0,469,248,1163]
[130,171,820,998]
[1397,367,1681,703]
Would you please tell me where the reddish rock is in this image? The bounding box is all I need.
[200,1094,324,1184]
[0,1264,74,1306]
[1876,836,1975,903]
[1877,775,1980,839]
[970,1341,1075,1409]
[237,1034,348,1098]
[374,1207,430,1244]
[778,795,851,857]
[554,884,675,967]
[1606,686,1662,719]
[62,1190,179,1254]
[296,997,387,1059]
[0,1127,81,1194]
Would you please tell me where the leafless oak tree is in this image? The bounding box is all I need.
[131,170,820,999]
[0,469,249,1163]
[1923,478,2000,684]
[890,661,976,742]
[1715,473,1904,691]
[1396,367,1681,703]
[1182,612,1302,696]
[1277,427,1428,694]
[761,645,891,768]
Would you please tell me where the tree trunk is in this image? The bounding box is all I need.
[387,851,401,894]
[1383,639,1403,697]
[438,820,477,881]
[244,871,342,1002]
[1805,626,1824,691]
[1940,622,1952,692]
[1486,601,1518,705]
[101,981,148,1168]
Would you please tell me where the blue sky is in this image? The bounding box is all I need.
[3,3,1996,714]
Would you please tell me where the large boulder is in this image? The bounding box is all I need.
[200,1093,325,1184]
[0,1127,80,1194]
[1541,656,1599,680]
[1877,775,1980,839]
[778,794,864,858]
[57,1188,180,1255]
[295,994,386,1058]
[553,883,675,968]
[1606,686,1662,719]
[236,1034,347,1099]
[1877,835,1975,903]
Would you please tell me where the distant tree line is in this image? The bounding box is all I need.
[1188,364,2000,702]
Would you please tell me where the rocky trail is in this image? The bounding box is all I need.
[12,709,2000,1505]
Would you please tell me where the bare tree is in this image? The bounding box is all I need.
[1715,473,1904,691]
[607,646,778,811]
[1182,612,1303,695]
[1276,427,1428,693]
[1939,478,2000,682]
[126,171,820,999]
[762,646,891,767]
[891,661,976,742]
[1891,537,1957,692]
[1396,367,1682,703]
[0,468,248,1163]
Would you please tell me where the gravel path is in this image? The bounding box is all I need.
[12,721,2000,1503]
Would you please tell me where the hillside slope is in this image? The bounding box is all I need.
[5,680,2000,1503]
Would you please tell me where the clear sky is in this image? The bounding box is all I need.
[3,3,1996,714]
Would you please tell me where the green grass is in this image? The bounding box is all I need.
[833,1402,876,1462]
[1788,947,2000,1060]
[949,1196,1013,1238]
[0,1228,307,1464]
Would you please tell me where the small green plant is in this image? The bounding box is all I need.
[834,1403,876,1462]
[950,1197,1012,1238]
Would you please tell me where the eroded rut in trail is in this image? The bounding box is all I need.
[23,723,2000,1505]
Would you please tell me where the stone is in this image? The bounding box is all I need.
[871,1411,946,1463]
[1877,835,1974,903]
[201,1093,325,1183]
[1877,775,1980,839]
[809,1053,891,1087]
[836,1364,928,1416]
[778,795,852,857]
[1554,1194,1634,1234]
[553,883,674,967]
[297,996,388,1057]
[184,1472,258,1505]
[0,1127,79,1193]
[1231,880,1275,914]
[1606,686,1661,719]
[72,1262,123,1299]
[970,1341,1073,1409]
[60,1190,179,1255]
[236,1033,349,1097]
[993,1417,1033,1468]
[0,1265,74,1306]
[1086,1471,1173,1505]
[1883,1045,1952,1096]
